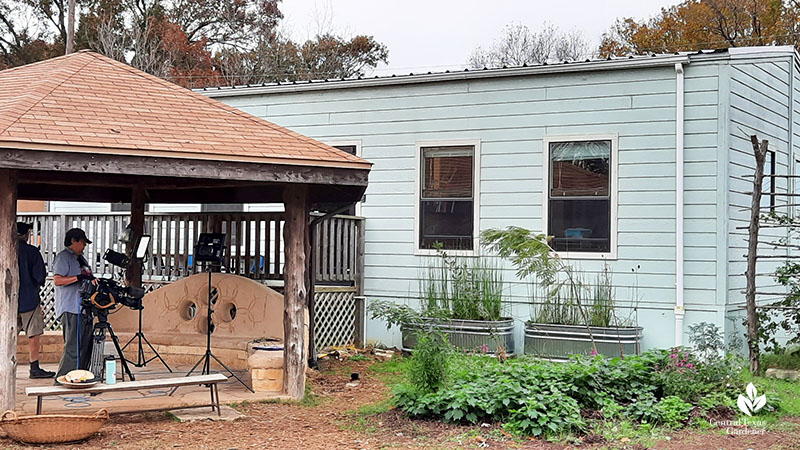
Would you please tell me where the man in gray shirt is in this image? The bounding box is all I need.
[54,228,95,379]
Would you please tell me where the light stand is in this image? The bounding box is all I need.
[112,235,171,372]
[121,306,172,371]
[178,233,254,393]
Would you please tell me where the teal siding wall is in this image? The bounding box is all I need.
[217,63,724,353]
[725,55,795,344]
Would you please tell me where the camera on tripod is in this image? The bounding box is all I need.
[79,277,144,315]
[80,236,152,382]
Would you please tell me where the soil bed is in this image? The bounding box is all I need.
[1,356,799,449]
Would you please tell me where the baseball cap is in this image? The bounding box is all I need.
[16,222,32,235]
[64,228,92,246]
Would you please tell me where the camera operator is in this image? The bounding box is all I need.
[53,228,95,380]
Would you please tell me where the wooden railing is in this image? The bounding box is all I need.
[17,212,365,285]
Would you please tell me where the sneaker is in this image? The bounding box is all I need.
[30,367,56,379]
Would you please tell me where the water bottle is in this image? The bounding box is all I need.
[105,356,117,384]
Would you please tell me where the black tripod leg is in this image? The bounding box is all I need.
[107,325,135,381]
[209,352,254,393]
[141,333,172,372]
[170,353,207,396]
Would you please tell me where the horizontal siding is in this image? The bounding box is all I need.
[727,57,793,309]
[216,63,725,351]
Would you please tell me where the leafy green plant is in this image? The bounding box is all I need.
[624,393,661,424]
[504,390,585,437]
[408,330,452,393]
[655,396,693,428]
[688,321,724,361]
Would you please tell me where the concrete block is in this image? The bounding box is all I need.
[168,406,244,422]
[247,350,283,369]
[252,378,283,392]
[765,368,800,381]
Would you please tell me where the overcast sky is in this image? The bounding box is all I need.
[279,0,678,76]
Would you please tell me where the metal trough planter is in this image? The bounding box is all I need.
[401,318,515,355]
[524,323,643,360]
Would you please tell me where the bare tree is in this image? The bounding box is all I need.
[469,22,591,69]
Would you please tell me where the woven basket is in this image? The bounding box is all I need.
[1,409,108,444]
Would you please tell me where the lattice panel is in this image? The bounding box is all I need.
[314,289,356,351]
[40,280,60,331]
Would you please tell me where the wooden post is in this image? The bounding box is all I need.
[126,185,146,288]
[745,136,768,374]
[0,169,19,412]
[283,186,309,399]
[307,221,317,368]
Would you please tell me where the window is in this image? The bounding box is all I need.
[762,150,775,212]
[546,138,614,254]
[418,145,476,250]
[333,144,359,215]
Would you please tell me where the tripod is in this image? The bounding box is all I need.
[89,313,135,381]
[121,307,172,371]
[181,264,253,392]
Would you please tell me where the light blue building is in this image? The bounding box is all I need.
[194,46,795,352]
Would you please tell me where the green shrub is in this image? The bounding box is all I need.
[698,392,736,411]
[624,393,661,424]
[504,390,585,437]
[655,396,693,428]
[391,348,747,438]
[408,331,452,393]
[654,347,743,402]
[761,352,800,371]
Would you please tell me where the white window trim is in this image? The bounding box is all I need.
[414,139,481,257]
[542,133,619,260]
[326,139,364,217]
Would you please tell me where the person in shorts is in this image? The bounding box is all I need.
[16,222,55,379]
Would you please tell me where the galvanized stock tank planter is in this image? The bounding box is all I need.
[524,323,643,360]
[401,318,515,356]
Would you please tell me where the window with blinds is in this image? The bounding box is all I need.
[419,146,474,250]
[548,139,611,253]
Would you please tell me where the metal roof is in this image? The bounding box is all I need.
[199,46,798,98]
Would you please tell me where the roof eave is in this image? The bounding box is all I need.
[201,54,692,98]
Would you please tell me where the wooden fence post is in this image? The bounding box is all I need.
[283,186,310,399]
[0,169,19,412]
[745,136,768,374]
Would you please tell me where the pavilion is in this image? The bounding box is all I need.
[0,51,371,411]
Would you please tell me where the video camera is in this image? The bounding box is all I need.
[78,244,149,318]
[80,278,144,315]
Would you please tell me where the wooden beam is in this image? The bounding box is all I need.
[1,149,369,187]
[126,185,146,288]
[282,186,310,399]
[0,169,18,412]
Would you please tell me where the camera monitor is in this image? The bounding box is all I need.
[194,233,226,263]
[135,235,151,260]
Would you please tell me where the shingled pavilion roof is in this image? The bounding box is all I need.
[0,51,367,169]
[0,52,361,407]
[0,51,370,205]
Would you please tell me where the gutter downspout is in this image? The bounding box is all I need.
[675,62,685,346]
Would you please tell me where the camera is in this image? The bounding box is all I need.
[80,278,144,316]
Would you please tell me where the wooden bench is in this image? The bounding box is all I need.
[25,373,228,415]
